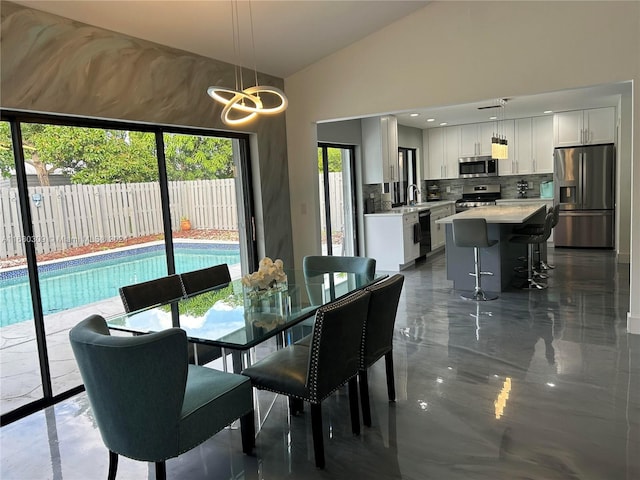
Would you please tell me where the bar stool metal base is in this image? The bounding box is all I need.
[460,289,499,301]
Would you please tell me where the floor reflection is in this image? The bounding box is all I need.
[1,248,638,480]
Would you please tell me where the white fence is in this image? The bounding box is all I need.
[319,173,345,235]
[0,179,238,258]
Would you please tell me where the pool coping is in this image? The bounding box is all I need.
[0,240,240,280]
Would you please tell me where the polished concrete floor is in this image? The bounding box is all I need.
[1,248,638,480]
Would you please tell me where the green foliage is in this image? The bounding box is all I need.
[0,121,235,185]
[317,147,343,173]
[164,133,234,181]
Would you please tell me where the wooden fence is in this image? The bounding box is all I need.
[0,174,346,259]
[0,179,238,258]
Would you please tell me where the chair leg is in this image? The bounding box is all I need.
[155,461,166,480]
[310,404,325,469]
[385,352,396,402]
[107,451,118,480]
[348,377,360,436]
[240,409,256,454]
[359,370,372,427]
[289,397,304,416]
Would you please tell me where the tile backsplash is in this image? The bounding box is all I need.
[421,173,553,201]
[363,174,553,212]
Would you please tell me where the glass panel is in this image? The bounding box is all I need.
[23,123,162,397]
[163,132,245,282]
[317,147,329,254]
[0,120,43,414]
[318,146,357,256]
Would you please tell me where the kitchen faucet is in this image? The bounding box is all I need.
[407,184,421,206]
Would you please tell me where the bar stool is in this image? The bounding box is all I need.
[510,211,554,290]
[513,204,559,275]
[452,218,498,301]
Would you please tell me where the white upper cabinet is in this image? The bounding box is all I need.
[444,126,460,179]
[532,116,553,173]
[424,126,460,180]
[460,122,494,156]
[504,116,553,175]
[362,115,399,184]
[553,107,615,147]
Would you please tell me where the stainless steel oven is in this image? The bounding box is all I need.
[455,184,501,212]
[458,155,498,178]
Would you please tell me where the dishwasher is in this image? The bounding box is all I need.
[418,210,431,256]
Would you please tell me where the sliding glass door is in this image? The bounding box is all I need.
[317,144,358,256]
[0,113,256,422]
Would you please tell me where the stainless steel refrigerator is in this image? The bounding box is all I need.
[553,144,615,248]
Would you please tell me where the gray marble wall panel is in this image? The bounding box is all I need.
[0,1,293,268]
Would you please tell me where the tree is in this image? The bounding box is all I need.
[0,121,235,185]
[164,133,234,181]
[317,147,343,173]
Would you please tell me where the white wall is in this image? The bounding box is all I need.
[283,1,640,331]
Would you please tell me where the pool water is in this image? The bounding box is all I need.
[0,244,240,326]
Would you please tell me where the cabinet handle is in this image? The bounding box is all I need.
[533,159,536,173]
[585,129,589,144]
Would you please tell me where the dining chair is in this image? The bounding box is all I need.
[242,290,371,469]
[179,264,231,296]
[69,315,255,480]
[119,274,221,366]
[118,274,185,313]
[359,274,405,427]
[302,255,376,305]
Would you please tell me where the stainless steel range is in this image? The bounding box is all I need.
[455,184,501,212]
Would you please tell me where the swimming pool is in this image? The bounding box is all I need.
[0,242,240,327]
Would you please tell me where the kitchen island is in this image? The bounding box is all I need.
[436,204,547,292]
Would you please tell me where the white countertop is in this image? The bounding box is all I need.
[496,198,554,204]
[364,200,454,216]
[435,204,546,224]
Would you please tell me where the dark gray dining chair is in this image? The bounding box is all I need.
[180,264,231,296]
[119,275,220,366]
[302,255,376,305]
[359,274,405,427]
[69,315,255,480]
[118,274,185,313]
[242,290,371,469]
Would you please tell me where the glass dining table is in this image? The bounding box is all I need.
[106,269,387,373]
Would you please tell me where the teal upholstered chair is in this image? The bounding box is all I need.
[302,255,376,305]
[69,315,254,480]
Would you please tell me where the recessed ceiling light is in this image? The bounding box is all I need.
[489,116,497,120]
[439,122,448,126]
[427,118,435,122]
[544,110,553,114]
[410,113,419,117]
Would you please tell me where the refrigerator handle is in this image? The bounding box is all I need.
[578,152,584,208]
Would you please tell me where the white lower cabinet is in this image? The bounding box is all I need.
[364,212,420,271]
[430,204,455,250]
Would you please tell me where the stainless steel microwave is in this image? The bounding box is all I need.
[458,155,498,178]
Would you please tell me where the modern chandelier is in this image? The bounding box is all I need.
[491,98,508,160]
[207,0,288,126]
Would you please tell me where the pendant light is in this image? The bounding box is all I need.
[207,0,288,126]
[491,99,508,160]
